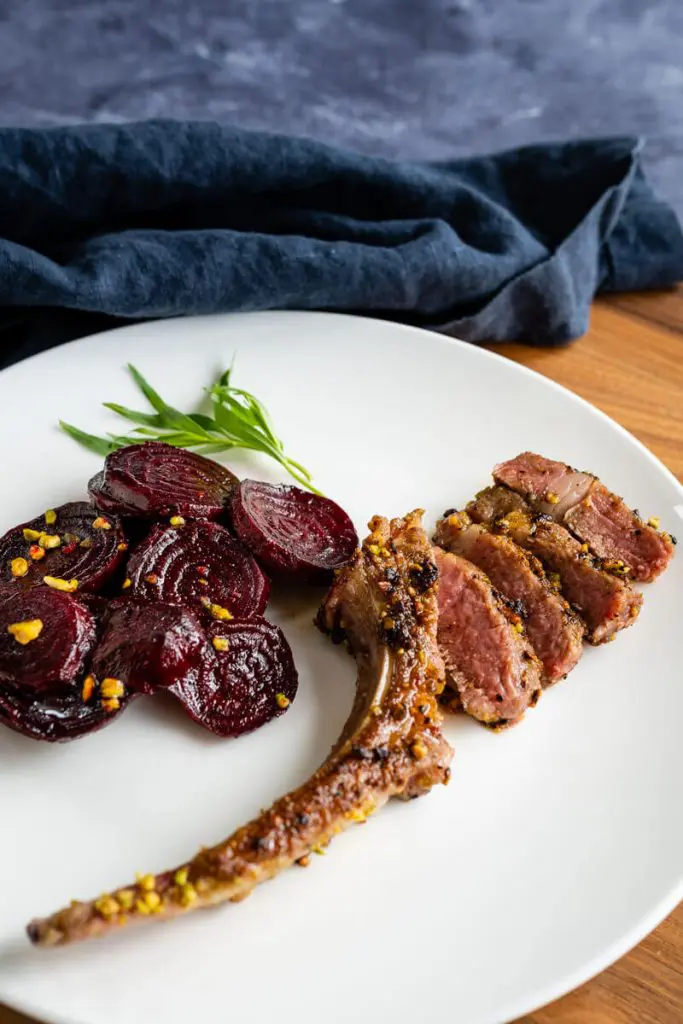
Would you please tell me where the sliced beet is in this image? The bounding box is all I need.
[169,617,298,737]
[0,588,122,742]
[230,480,358,583]
[0,588,95,690]
[0,685,129,742]
[92,599,214,696]
[89,442,238,521]
[127,521,270,620]
[0,502,127,594]
[88,470,142,519]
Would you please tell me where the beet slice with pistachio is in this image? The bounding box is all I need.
[0,587,125,741]
[89,442,238,521]
[0,502,127,594]
[126,521,270,621]
[169,617,298,737]
[92,599,215,696]
[230,480,358,583]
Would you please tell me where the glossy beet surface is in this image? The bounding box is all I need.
[230,480,358,583]
[0,588,123,741]
[0,588,95,689]
[127,521,270,620]
[89,442,238,520]
[0,502,127,593]
[169,617,298,737]
[92,599,214,696]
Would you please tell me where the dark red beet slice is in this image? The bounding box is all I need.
[0,685,129,743]
[230,480,358,583]
[169,617,298,737]
[0,588,95,689]
[127,521,270,621]
[88,471,142,519]
[0,588,123,741]
[89,442,238,520]
[0,502,127,594]
[92,599,215,696]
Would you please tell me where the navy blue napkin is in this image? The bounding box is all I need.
[1,121,682,368]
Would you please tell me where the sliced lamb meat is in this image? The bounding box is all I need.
[434,547,542,728]
[494,452,595,518]
[434,512,584,685]
[563,482,674,583]
[467,487,642,645]
[494,452,674,582]
[27,510,453,947]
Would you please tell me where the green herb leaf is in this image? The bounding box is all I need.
[60,364,322,493]
[59,422,117,457]
[103,403,166,428]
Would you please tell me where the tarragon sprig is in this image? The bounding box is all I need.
[60,364,322,494]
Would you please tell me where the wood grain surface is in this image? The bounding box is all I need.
[2,287,682,1024]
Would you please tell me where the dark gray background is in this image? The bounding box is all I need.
[2,0,682,216]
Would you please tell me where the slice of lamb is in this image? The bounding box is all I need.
[434,548,541,728]
[467,487,642,645]
[493,452,674,582]
[563,482,674,583]
[27,510,453,947]
[494,452,595,518]
[434,511,584,685]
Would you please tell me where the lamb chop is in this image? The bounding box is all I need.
[494,452,675,582]
[27,510,453,947]
[434,511,584,685]
[434,547,542,728]
[467,487,642,644]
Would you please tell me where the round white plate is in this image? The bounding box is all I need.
[1,312,682,1024]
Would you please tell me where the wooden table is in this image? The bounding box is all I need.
[2,288,682,1024]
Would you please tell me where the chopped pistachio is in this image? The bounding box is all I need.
[7,619,43,645]
[43,576,78,592]
[10,557,29,578]
[81,675,96,702]
[100,677,125,699]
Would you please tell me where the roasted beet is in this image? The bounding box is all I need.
[169,617,298,737]
[92,599,214,696]
[0,588,95,689]
[127,521,270,620]
[0,588,122,741]
[230,480,358,583]
[89,442,238,520]
[0,685,129,742]
[0,502,127,593]
[88,471,142,519]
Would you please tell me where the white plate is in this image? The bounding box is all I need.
[1,312,682,1024]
